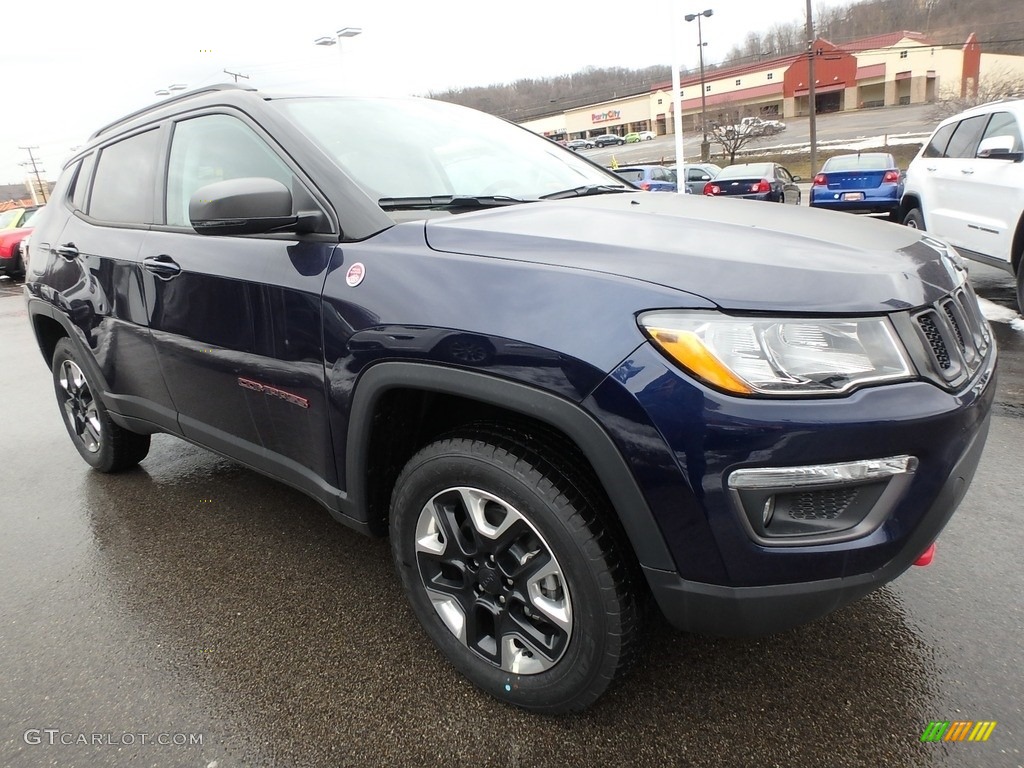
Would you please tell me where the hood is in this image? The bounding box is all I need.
[424,194,962,313]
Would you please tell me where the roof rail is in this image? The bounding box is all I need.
[89,83,257,140]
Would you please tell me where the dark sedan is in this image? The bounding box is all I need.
[593,133,625,147]
[810,152,903,217]
[566,138,595,151]
[703,162,801,204]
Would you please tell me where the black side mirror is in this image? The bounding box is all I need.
[978,147,1024,162]
[189,177,319,236]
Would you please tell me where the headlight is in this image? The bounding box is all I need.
[639,311,914,396]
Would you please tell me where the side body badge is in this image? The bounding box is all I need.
[346,262,365,287]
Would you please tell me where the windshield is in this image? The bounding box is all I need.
[272,97,627,204]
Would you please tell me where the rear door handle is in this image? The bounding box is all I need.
[54,243,79,260]
[143,255,182,279]
[961,168,975,175]
[925,166,937,172]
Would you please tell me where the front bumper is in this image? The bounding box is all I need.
[587,314,996,636]
[643,412,989,635]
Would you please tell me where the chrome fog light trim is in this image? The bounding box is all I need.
[728,456,918,491]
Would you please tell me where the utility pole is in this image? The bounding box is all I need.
[223,68,250,84]
[19,146,47,204]
[805,0,818,176]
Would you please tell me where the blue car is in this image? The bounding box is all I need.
[611,164,677,192]
[810,152,904,217]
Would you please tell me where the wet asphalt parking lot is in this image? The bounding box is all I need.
[1,261,1022,768]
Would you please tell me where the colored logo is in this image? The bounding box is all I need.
[346,262,365,287]
[920,721,997,742]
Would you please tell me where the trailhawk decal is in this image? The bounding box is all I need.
[237,377,310,409]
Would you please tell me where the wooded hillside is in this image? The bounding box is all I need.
[429,0,1021,120]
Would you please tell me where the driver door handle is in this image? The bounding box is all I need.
[54,243,79,260]
[143,255,182,279]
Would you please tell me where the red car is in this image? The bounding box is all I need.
[0,220,38,279]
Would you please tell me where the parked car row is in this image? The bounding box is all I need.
[0,206,44,280]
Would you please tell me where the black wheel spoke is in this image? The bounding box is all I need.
[413,483,574,675]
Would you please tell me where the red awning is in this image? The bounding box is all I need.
[794,82,847,96]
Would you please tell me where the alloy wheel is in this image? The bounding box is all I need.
[59,359,101,453]
[414,486,572,674]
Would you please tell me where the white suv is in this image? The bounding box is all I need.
[899,99,1024,311]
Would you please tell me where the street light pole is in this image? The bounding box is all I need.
[805,0,818,177]
[154,83,187,97]
[670,1,685,187]
[315,27,362,83]
[685,9,713,162]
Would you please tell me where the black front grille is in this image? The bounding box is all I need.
[917,312,951,370]
[912,286,990,387]
[943,304,965,350]
[786,487,859,520]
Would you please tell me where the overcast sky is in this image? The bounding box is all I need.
[2,0,857,185]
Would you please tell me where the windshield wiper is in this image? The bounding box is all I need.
[540,184,636,200]
[378,195,533,211]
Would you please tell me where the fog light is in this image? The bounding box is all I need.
[728,455,917,546]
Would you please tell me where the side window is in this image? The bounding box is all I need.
[70,153,96,212]
[922,122,957,158]
[166,114,296,228]
[89,130,162,224]
[687,169,707,182]
[942,115,988,159]
[978,111,1022,154]
[777,167,793,183]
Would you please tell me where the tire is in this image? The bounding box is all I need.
[1016,262,1024,316]
[903,208,925,229]
[389,429,642,713]
[51,338,151,472]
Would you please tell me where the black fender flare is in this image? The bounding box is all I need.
[346,361,675,571]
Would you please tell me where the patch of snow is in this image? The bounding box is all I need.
[977,297,1021,323]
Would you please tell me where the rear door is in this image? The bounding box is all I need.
[923,114,988,249]
[141,111,341,498]
[40,131,177,431]
[950,111,1023,262]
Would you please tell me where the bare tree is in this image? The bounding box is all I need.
[930,66,1024,120]
[711,121,785,164]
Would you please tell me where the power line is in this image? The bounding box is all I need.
[223,68,250,84]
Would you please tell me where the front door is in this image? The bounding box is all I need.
[142,112,340,497]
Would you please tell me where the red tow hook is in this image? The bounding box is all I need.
[913,543,936,567]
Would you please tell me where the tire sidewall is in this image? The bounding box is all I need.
[391,443,619,712]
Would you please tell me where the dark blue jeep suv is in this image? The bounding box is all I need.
[24,85,995,713]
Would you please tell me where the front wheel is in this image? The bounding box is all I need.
[1016,261,1024,316]
[903,208,925,229]
[389,430,642,713]
[51,338,151,472]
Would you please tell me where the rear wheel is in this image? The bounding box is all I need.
[903,208,925,229]
[52,338,151,472]
[389,429,642,713]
